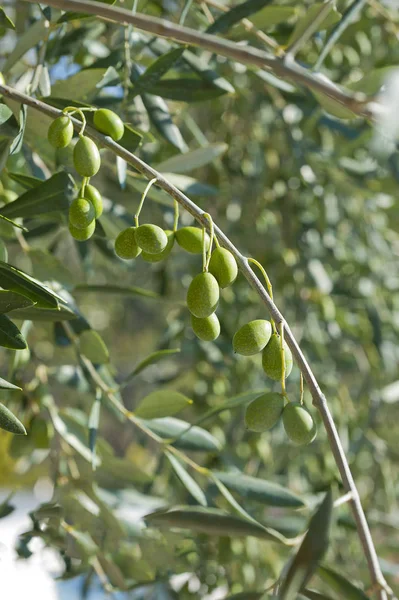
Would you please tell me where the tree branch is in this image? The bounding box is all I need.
[20,0,383,120]
[0,83,391,600]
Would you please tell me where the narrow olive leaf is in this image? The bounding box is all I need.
[212,472,305,508]
[118,124,142,154]
[303,590,335,600]
[9,103,27,155]
[132,47,186,96]
[287,3,341,48]
[165,450,207,506]
[279,490,333,600]
[57,0,116,23]
[318,565,370,599]
[0,290,35,314]
[211,473,261,524]
[6,172,42,190]
[182,49,235,94]
[79,330,109,364]
[0,260,62,308]
[0,376,21,391]
[0,7,15,29]
[135,390,192,419]
[141,93,188,152]
[0,403,26,435]
[50,68,109,102]
[144,78,228,102]
[88,397,101,470]
[145,506,286,543]
[9,306,76,322]
[155,143,228,174]
[0,172,75,219]
[97,553,127,590]
[3,19,49,73]
[125,348,181,381]
[142,417,222,452]
[207,0,274,34]
[0,315,27,350]
[73,283,158,298]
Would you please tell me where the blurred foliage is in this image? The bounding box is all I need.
[0,0,399,598]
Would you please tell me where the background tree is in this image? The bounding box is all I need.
[0,0,398,598]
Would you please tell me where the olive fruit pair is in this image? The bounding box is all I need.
[115,224,168,260]
[68,184,103,242]
[233,320,293,381]
[245,393,316,445]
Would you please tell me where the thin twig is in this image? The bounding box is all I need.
[20,0,379,119]
[0,83,390,600]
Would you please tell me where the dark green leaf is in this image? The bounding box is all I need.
[6,172,43,190]
[0,376,21,391]
[141,93,188,152]
[143,78,228,103]
[9,306,76,321]
[318,565,370,599]
[207,0,274,34]
[0,403,26,434]
[0,314,27,349]
[212,472,305,508]
[29,249,75,287]
[79,330,109,364]
[132,48,186,96]
[182,49,235,94]
[0,290,35,314]
[0,494,15,519]
[0,8,15,30]
[279,491,333,599]
[142,417,222,452]
[0,260,62,308]
[118,124,142,154]
[135,390,192,419]
[0,172,75,219]
[145,506,285,543]
[165,451,207,506]
[124,348,180,381]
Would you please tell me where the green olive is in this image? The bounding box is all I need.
[69,197,95,229]
[191,313,220,342]
[73,135,101,177]
[93,108,124,141]
[175,226,210,254]
[233,320,272,356]
[47,115,74,149]
[187,272,219,318]
[245,392,285,432]
[69,220,95,241]
[208,247,238,288]
[135,224,168,254]
[141,230,174,262]
[115,227,141,259]
[262,333,293,381]
[282,402,317,445]
[84,184,103,219]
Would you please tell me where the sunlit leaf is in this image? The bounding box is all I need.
[0,314,27,349]
[0,290,35,314]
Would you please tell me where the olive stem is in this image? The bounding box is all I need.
[81,177,89,197]
[134,177,157,227]
[203,212,214,271]
[202,226,207,272]
[280,322,286,396]
[3,84,389,600]
[173,199,179,232]
[247,257,277,335]
[63,106,87,135]
[299,372,304,405]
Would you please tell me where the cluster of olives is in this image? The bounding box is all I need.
[47,108,125,241]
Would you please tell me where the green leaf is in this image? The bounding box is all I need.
[0,403,26,435]
[279,491,333,599]
[212,472,305,508]
[9,103,27,155]
[132,48,186,96]
[0,172,75,219]
[0,376,21,391]
[118,124,142,154]
[303,590,335,600]
[0,290,35,314]
[0,314,27,349]
[155,143,228,173]
[165,451,207,506]
[124,348,180,381]
[79,330,109,364]
[8,306,76,321]
[0,104,13,125]
[7,172,43,190]
[141,93,188,152]
[73,283,158,298]
[3,19,49,72]
[28,249,75,287]
[142,417,222,452]
[211,473,259,523]
[249,5,298,30]
[318,565,370,599]
[145,506,286,543]
[135,390,192,419]
[0,260,62,308]
[206,0,274,34]
[143,78,229,103]
[57,0,116,23]
[51,68,111,102]
[0,7,15,30]
[287,4,341,48]
[182,49,235,94]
